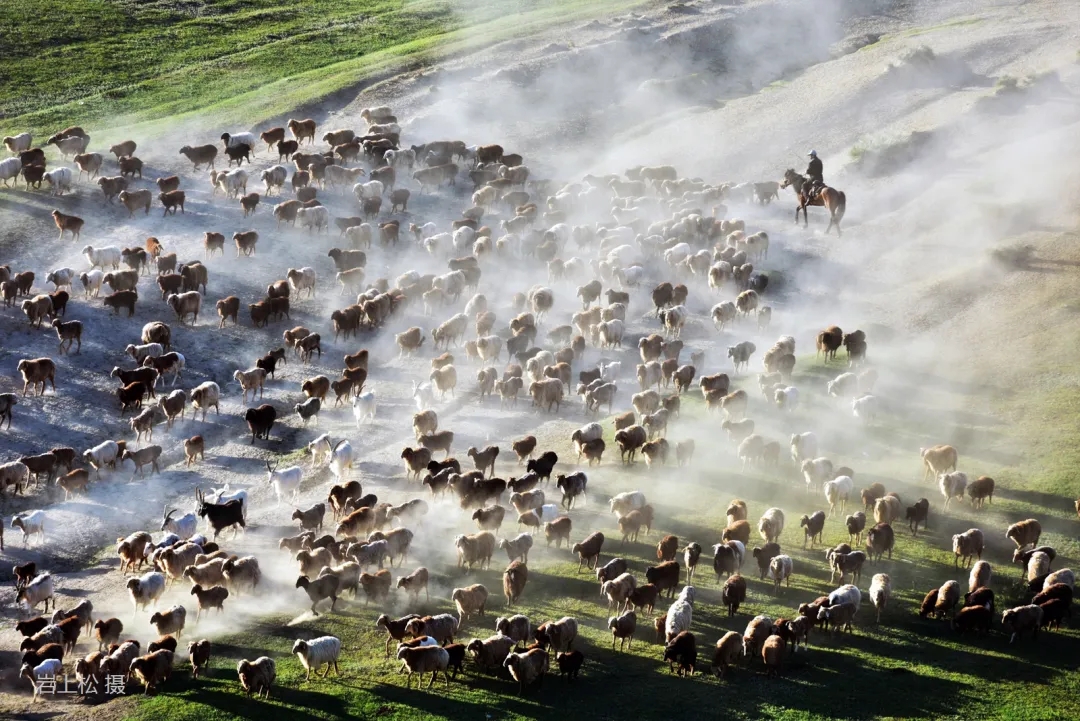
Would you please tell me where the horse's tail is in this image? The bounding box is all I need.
[835,191,847,223]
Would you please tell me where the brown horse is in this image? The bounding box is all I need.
[781,169,847,235]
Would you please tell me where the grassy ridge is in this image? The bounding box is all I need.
[120,357,1080,721]
[0,0,641,139]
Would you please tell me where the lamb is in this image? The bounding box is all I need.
[237,656,276,698]
[293,636,342,680]
[94,618,124,650]
[1006,519,1042,550]
[952,528,985,569]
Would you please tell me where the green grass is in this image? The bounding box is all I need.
[0,0,645,141]
[111,351,1080,720]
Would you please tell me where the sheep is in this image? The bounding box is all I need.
[406,614,459,646]
[237,656,276,698]
[952,528,985,569]
[663,631,697,677]
[21,658,66,701]
[824,476,854,517]
[455,531,497,570]
[500,533,534,564]
[921,445,958,481]
[1007,519,1042,550]
[468,633,516,673]
[758,507,785,544]
[292,636,342,681]
[148,605,187,639]
[1026,552,1052,583]
[296,574,340,615]
[800,511,826,549]
[502,648,548,694]
[873,495,902,525]
[1001,605,1044,643]
[938,471,969,511]
[452,584,490,621]
[664,586,696,642]
[768,555,794,593]
[534,616,578,654]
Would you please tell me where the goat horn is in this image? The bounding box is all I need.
[333,440,346,451]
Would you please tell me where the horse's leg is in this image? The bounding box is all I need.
[794,203,800,225]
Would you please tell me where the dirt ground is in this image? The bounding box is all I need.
[0,0,1078,713]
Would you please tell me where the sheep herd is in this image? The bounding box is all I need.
[0,100,1075,710]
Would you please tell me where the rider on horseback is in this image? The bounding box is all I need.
[806,150,824,200]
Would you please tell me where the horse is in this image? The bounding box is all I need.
[780,169,847,235]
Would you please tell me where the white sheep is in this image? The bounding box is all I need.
[221,131,257,149]
[43,167,73,195]
[292,636,342,680]
[790,432,818,464]
[80,269,104,297]
[0,157,22,186]
[801,457,833,493]
[353,180,383,200]
[869,573,891,622]
[852,394,879,422]
[46,267,75,291]
[82,245,121,270]
[609,491,646,518]
[4,133,32,154]
[774,386,799,412]
[216,168,248,198]
[297,205,329,233]
[127,571,167,611]
[939,471,969,511]
[664,585,696,641]
[261,165,288,195]
[823,476,854,516]
[600,572,637,610]
[828,583,861,612]
[597,319,625,349]
[21,658,64,701]
[127,342,163,364]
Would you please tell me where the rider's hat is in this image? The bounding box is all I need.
[808,150,817,158]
